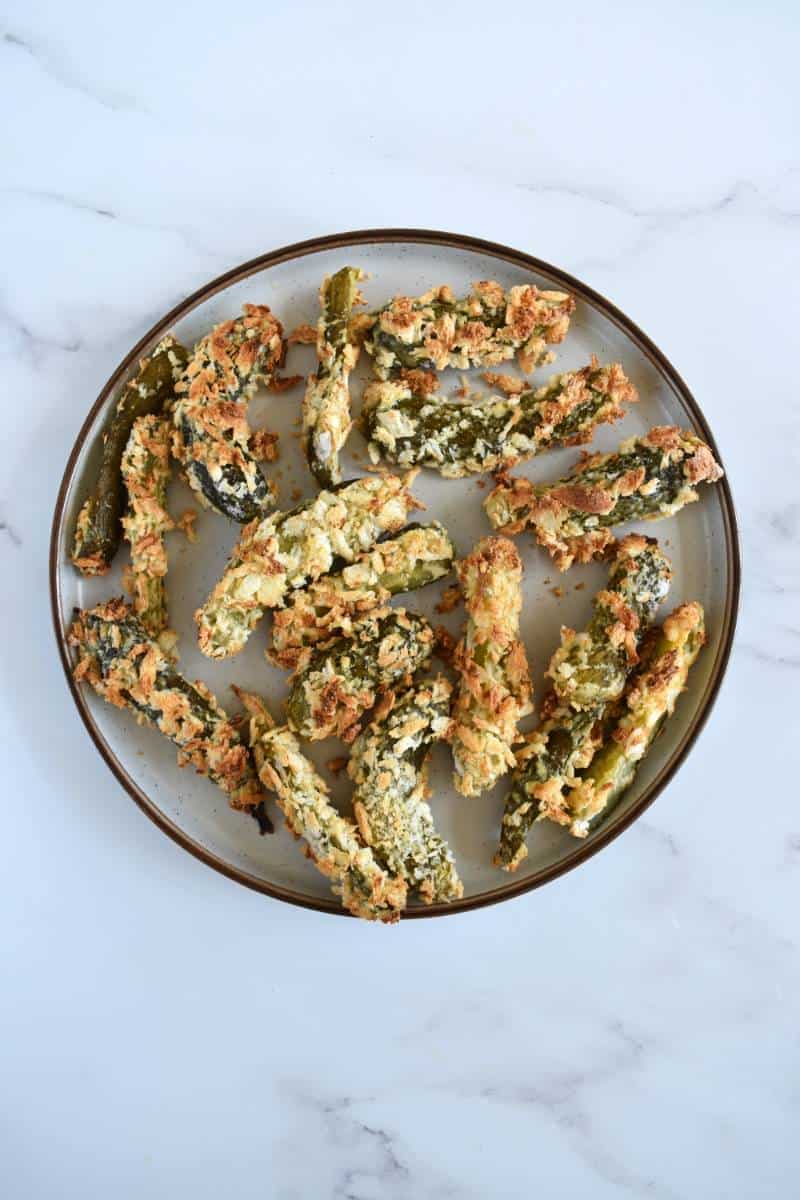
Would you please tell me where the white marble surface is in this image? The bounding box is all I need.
[1,2,798,1195]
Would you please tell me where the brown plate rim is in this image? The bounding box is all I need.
[49,228,741,920]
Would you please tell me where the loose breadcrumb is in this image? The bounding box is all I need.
[249,428,280,462]
[267,374,303,394]
[175,508,198,543]
[286,324,318,346]
[483,372,526,396]
[434,626,457,667]
[435,584,462,615]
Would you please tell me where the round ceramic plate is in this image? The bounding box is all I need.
[50,230,740,918]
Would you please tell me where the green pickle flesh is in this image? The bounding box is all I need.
[71,336,187,575]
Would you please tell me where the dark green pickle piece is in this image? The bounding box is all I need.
[71,335,187,575]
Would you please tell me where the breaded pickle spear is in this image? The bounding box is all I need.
[236,689,406,922]
[364,281,575,377]
[564,602,706,838]
[348,677,462,904]
[172,304,282,522]
[268,522,455,669]
[494,693,605,871]
[121,414,173,637]
[69,599,263,812]
[286,609,435,743]
[303,266,362,487]
[71,335,187,576]
[362,361,635,478]
[547,534,672,710]
[484,425,724,569]
[450,537,533,796]
[494,537,671,870]
[196,473,419,660]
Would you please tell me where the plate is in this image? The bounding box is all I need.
[50,230,740,918]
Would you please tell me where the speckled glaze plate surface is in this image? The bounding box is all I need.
[50,230,739,918]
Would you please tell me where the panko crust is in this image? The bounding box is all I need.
[484,425,723,570]
[565,602,706,837]
[238,689,406,922]
[121,413,174,637]
[196,473,420,660]
[364,359,635,478]
[547,534,672,710]
[172,305,282,519]
[449,536,533,796]
[69,599,262,809]
[286,610,435,743]
[268,522,454,670]
[364,281,575,379]
[348,676,462,904]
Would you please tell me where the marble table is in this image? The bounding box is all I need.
[1,2,797,1196]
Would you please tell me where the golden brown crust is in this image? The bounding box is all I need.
[482,371,526,396]
[172,305,283,508]
[684,443,724,484]
[435,584,462,615]
[485,426,723,570]
[286,323,318,346]
[397,368,440,396]
[266,374,303,394]
[70,599,262,809]
[175,508,198,542]
[249,428,280,461]
[121,414,173,636]
[71,551,110,576]
[449,536,532,796]
[368,282,575,378]
[549,483,616,515]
